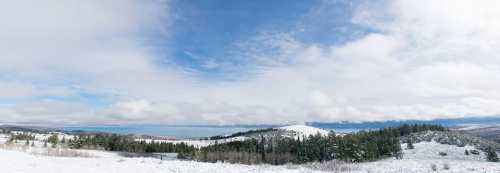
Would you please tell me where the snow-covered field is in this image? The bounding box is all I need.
[0,149,326,173]
[1,139,499,173]
[356,141,500,173]
[357,158,500,173]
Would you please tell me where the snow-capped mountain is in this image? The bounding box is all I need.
[278,125,330,139]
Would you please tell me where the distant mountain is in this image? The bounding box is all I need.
[452,124,500,144]
[308,116,500,129]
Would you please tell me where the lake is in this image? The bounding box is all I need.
[63,125,261,139]
[63,124,359,139]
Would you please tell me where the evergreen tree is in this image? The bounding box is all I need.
[407,139,414,149]
[486,146,499,162]
[48,134,58,148]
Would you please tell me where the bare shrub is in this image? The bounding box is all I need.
[438,152,447,156]
[430,163,437,171]
[443,163,450,170]
[37,148,94,158]
[304,160,359,172]
[284,163,299,169]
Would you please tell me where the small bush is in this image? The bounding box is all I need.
[486,146,499,162]
[430,163,437,171]
[41,148,93,158]
[470,150,480,155]
[443,163,450,170]
[304,160,359,172]
[407,140,414,150]
[438,152,447,156]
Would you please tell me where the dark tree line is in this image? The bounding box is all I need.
[204,128,277,140]
[67,134,197,159]
[8,133,35,141]
[397,124,447,136]
[194,128,401,164]
[192,124,446,165]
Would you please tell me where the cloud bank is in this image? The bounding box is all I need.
[2,0,500,125]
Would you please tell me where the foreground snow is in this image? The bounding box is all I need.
[356,158,500,173]
[0,149,327,173]
[1,133,499,173]
[1,147,499,173]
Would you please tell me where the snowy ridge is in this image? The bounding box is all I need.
[278,125,329,137]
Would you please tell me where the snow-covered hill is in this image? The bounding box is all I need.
[352,141,500,173]
[402,141,487,161]
[401,130,500,152]
[278,125,330,138]
[452,124,500,143]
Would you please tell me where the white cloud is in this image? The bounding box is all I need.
[2,0,500,125]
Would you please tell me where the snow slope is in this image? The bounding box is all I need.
[279,125,330,137]
[402,141,487,161]
[353,141,500,173]
[356,158,500,173]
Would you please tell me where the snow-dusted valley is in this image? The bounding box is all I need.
[1,125,499,173]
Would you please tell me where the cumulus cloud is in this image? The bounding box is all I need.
[2,0,500,125]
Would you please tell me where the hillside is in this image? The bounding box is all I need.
[278,125,330,138]
[402,141,486,161]
[400,130,500,151]
[353,141,500,173]
[452,124,500,143]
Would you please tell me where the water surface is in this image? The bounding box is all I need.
[63,125,257,139]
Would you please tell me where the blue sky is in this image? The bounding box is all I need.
[167,0,367,77]
[1,0,500,125]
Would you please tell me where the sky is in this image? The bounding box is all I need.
[1,0,500,125]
